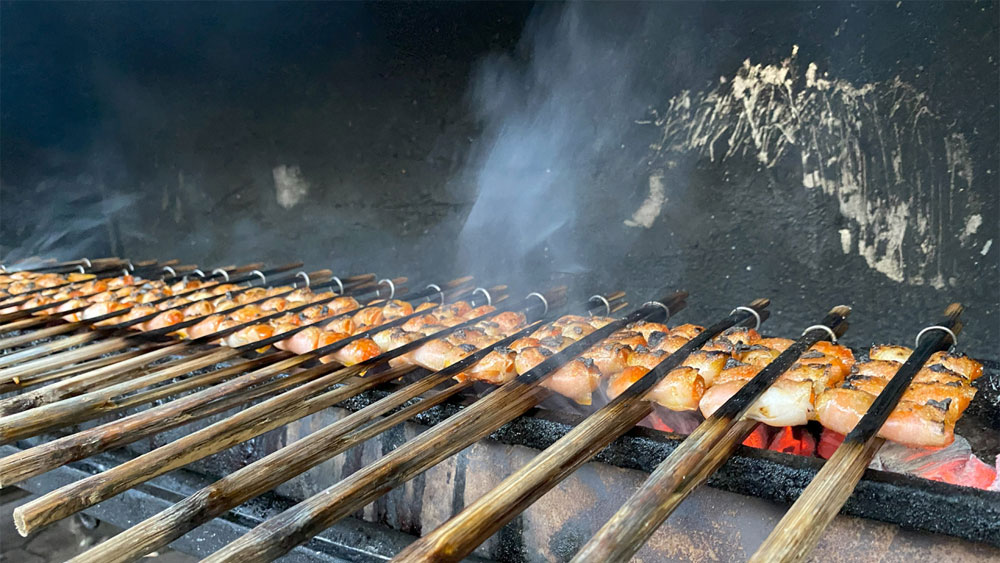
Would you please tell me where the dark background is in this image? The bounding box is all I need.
[1,2,997,355]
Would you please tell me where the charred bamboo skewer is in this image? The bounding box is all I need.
[0,271,392,424]
[0,256,122,274]
[76,379,472,563]
[570,305,852,562]
[68,294,623,562]
[0,348,150,394]
[749,304,964,563]
[0,259,171,313]
[200,291,686,563]
[0,262,300,338]
[391,298,771,562]
[11,284,513,533]
[0,261,264,329]
[0,276,447,438]
[0,262,312,355]
[0,276,339,414]
[0,267,340,387]
[0,281,470,487]
[0,258,150,301]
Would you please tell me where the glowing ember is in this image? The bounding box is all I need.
[742,423,770,449]
[818,428,845,459]
[768,426,816,457]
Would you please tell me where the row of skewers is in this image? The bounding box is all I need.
[0,259,986,562]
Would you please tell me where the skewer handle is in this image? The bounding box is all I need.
[747,437,885,563]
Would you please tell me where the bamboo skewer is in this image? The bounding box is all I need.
[0,259,177,317]
[391,299,770,562]
[748,304,964,563]
[0,264,296,340]
[0,273,414,430]
[0,266,331,371]
[0,348,149,394]
[0,268,346,409]
[0,258,157,304]
[11,361,382,532]
[200,292,686,563]
[73,378,474,563]
[0,346,242,442]
[0,262,307,342]
[0,260,263,314]
[0,353,310,487]
[0,282,474,486]
[570,305,852,562]
[0,261,266,333]
[68,293,616,562]
[9,285,508,532]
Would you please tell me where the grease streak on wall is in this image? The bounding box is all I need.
[630,49,983,288]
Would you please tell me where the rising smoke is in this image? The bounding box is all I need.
[455,4,653,286]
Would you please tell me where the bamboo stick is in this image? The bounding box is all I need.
[0,342,189,415]
[0,347,150,394]
[70,378,470,563]
[10,289,567,534]
[570,305,852,562]
[13,362,385,534]
[0,354,311,487]
[199,295,686,563]
[390,300,770,562]
[0,345,242,442]
[0,262,263,334]
[0,265,327,368]
[0,331,107,368]
[0,283,476,485]
[0,268,347,412]
[68,315,557,561]
[0,320,98,351]
[748,304,963,563]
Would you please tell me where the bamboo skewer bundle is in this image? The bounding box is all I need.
[0,261,266,334]
[0,268,365,412]
[390,298,771,562]
[0,274,429,436]
[0,348,149,394]
[569,305,852,562]
[0,258,159,306]
[0,265,330,374]
[0,281,475,487]
[0,265,313,377]
[197,291,686,563]
[748,304,965,563]
[0,259,185,321]
[9,284,512,533]
[66,291,622,562]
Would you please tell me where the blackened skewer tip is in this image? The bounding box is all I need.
[830,305,852,317]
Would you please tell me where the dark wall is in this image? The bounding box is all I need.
[2,2,997,356]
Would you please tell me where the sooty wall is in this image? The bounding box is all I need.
[2,2,997,355]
